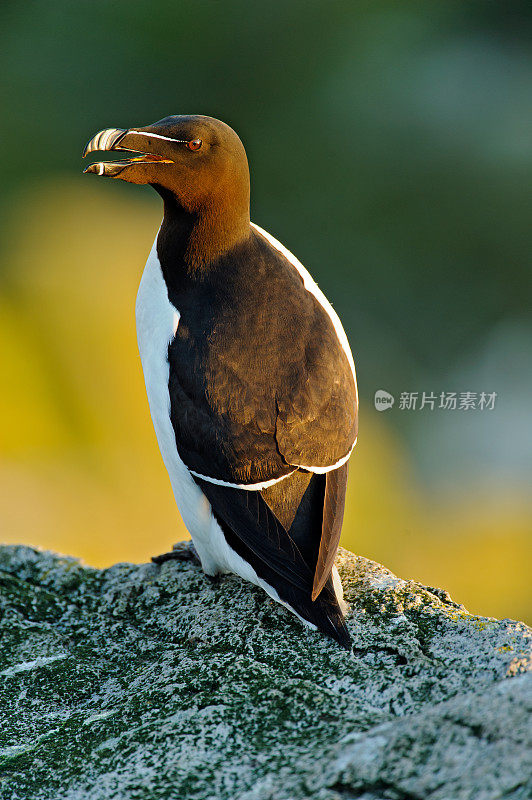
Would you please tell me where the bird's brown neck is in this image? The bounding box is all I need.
[155,184,250,291]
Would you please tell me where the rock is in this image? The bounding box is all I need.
[0,544,530,800]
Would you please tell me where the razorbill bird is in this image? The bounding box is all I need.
[83,115,358,648]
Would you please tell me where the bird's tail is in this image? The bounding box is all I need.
[283,576,352,649]
[195,475,352,650]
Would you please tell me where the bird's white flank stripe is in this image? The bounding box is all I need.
[190,438,356,487]
[188,469,296,491]
[294,438,357,473]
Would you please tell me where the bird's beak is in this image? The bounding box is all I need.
[83,128,128,158]
[82,128,131,175]
[82,126,174,178]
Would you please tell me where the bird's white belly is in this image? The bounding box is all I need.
[134,236,316,623]
[135,236,227,575]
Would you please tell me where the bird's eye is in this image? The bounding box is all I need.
[187,139,202,151]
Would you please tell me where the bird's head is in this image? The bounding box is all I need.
[83,115,250,215]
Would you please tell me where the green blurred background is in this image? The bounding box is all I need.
[1,0,531,621]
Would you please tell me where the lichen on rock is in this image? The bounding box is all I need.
[0,544,530,800]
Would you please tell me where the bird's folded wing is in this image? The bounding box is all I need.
[273,337,357,472]
[273,350,355,599]
[168,341,357,488]
[167,225,357,488]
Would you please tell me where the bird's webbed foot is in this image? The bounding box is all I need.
[151,540,201,566]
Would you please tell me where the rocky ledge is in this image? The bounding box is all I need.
[0,544,530,800]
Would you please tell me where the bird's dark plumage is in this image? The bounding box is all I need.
[83,114,358,648]
[164,227,356,486]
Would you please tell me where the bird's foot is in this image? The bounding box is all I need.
[151,540,201,566]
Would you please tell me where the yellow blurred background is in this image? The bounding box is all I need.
[1,180,530,623]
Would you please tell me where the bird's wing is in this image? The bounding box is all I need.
[168,321,356,487]
[249,225,356,600]
[252,222,358,474]
[273,300,356,599]
[168,236,357,487]
[166,226,357,594]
